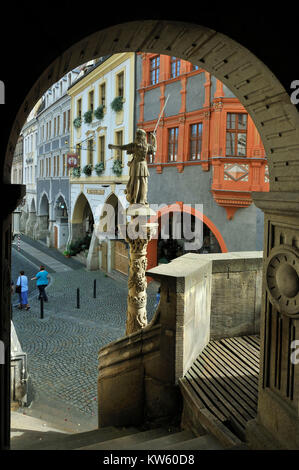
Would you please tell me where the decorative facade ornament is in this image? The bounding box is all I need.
[265,246,299,317]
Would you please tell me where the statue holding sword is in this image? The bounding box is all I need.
[108,95,169,206]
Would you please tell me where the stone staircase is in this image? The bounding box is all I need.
[11,421,224,450]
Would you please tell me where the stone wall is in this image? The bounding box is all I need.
[97,251,263,428]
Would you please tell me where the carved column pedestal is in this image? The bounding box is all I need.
[246,191,299,449]
[124,205,158,336]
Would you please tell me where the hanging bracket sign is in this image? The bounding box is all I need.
[67,153,79,167]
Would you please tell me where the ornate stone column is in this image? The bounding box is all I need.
[247,191,299,449]
[124,204,158,336]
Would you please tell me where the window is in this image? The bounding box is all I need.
[117,72,124,98]
[67,110,70,131]
[150,56,160,85]
[54,155,56,176]
[192,65,199,71]
[168,127,179,161]
[63,112,66,133]
[77,98,82,118]
[54,117,56,137]
[88,90,94,112]
[76,143,81,163]
[87,139,94,165]
[99,135,105,164]
[57,115,60,135]
[171,57,181,79]
[57,155,60,176]
[189,123,202,160]
[100,83,106,107]
[115,131,123,163]
[226,113,247,156]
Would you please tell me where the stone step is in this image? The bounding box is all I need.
[12,426,138,451]
[124,429,195,450]
[77,427,172,450]
[163,433,224,450]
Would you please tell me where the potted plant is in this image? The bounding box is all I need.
[82,164,93,176]
[63,249,71,258]
[94,105,105,121]
[112,159,123,176]
[72,166,81,178]
[94,162,105,176]
[110,96,123,112]
[84,110,93,124]
[73,116,82,128]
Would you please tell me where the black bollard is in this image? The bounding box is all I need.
[40,297,44,319]
[93,279,96,299]
[76,288,80,309]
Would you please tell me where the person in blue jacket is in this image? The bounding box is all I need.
[16,270,30,310]
[31,265,49,302]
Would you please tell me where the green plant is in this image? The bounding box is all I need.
[63,249,71,256]
[84,110,93,124]
[69,235,91,256]
[110,96,123,112]
[82,164,93,176]
[72,166,81,178]
[112,158,123,176]
[73,116,82,128]
[94,105,105,120]
[94,162,105,176]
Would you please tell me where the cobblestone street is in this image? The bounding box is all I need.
[11,237,157,430]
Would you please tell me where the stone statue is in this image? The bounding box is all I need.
[108,129,156,205]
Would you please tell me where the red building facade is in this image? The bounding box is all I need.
[138,53,269,218]
[136,53,269,272]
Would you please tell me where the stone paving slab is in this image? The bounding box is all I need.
[12,267,157,422]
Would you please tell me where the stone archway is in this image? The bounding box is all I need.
[70,192,94,255]
[35,192,50,241]
[2,19,299,450]
[5,20,299,192]
[53,194,69,250]
[25,197,37,238]
[147,202,227,272]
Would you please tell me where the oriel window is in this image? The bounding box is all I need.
[168,127,179,162]
[226,113,247,157]
[189,123,202,160]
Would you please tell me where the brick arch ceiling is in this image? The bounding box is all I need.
[5,20,299,192]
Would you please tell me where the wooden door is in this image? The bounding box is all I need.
[54,225,58,249]
[101,241,107,272]
[113,240,129,275]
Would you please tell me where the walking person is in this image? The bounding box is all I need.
[15,271,30,310]
[31,265,49,302]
